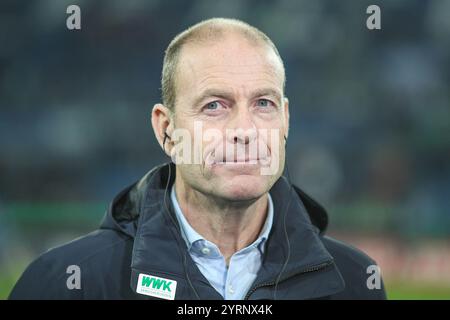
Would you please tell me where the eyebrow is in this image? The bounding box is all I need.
[251,88,283,103]
[193,89,234,107]
[192,87,283,107]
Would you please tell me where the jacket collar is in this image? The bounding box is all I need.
[127,163,345,299]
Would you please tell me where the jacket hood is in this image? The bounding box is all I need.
[100,162,329,237]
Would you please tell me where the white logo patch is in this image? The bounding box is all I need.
[136,273,177,300]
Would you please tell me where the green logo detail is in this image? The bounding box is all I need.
[141,276,172,292]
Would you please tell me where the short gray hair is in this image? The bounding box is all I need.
[161,18,285,111]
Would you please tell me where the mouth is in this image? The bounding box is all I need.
[216,161,258,166]
[204,146,272,167]
[212,154,271,166]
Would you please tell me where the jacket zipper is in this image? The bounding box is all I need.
[244,260,334,300]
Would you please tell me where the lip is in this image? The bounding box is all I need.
[223,157,257,162]
[215,161,259,165]
[213,157,270,165]
[204,149,272,167]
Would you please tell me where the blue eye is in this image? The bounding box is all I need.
[206,101,220,110]
[257,99,271,107]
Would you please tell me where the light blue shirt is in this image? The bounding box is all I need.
[171,186,274,300]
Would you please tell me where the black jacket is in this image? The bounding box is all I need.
[9,163,386,300]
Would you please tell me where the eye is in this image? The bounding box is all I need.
[256,99,275,109]
[202,101,227,115]
[205,101,221,110]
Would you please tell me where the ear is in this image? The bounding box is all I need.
[151,103,173,155]
[283,97,290,141]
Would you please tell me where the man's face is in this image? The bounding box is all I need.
[171,34,289,202]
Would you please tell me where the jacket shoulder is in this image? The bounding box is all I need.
[321,235,387,300]
[9,229,133,300]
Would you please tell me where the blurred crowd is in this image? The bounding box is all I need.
[0,0,449,245]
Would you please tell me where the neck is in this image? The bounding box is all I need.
[174,178,269,264]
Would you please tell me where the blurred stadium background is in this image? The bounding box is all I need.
[1,0,449,299]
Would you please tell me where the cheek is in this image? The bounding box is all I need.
[178,163,206,186]
[201,127,224,160]
[254,114,286,133]
[258,124,284,150]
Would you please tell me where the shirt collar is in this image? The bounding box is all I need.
[170,185,274,254]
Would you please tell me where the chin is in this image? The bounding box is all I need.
[219,175,269,201]
[203,162,280,201]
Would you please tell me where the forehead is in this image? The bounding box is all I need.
[175,35,284,99]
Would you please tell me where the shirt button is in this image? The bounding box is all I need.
[228,285,235,294]
[201,247,210,255]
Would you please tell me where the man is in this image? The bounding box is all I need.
[10,18,386,300]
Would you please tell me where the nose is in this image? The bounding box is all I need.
[226,104,257,145]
